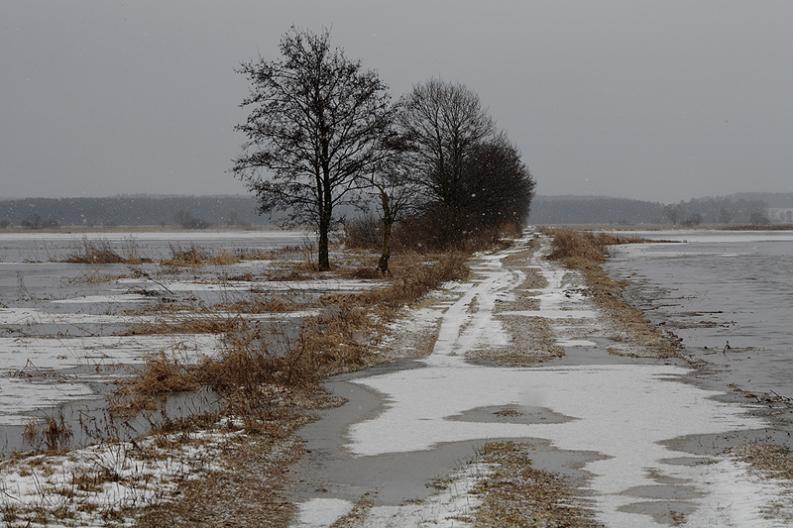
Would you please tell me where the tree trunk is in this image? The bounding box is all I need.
[318,157,332,271]
[318,214,330,271]
[378,191,392,275]
[378,219,392,275]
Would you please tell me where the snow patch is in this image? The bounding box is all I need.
[292,498,355,528]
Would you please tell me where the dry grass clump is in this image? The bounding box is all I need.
[473,442,600,528]
[65,238,147,265]
[122,314,243,336]
[127,297,307,318]
[736,443,793,481]
[544,228,680,359]
[196,323,316,393]
[545,228,645,264]
[160,244,242,267]
[220,297,308,314]
[360,251,469,307]
[112,352,201,414]
[157,252,466,396]
[285,251,469,378]
[21,416,73,452]
[233,247,275,260]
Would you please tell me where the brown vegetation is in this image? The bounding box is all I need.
[160,245,241,267]
[111,353,201,414]
[473,442,600,527]
[113,249,470,415]
[20,416,73,452]
[544,228,680,358]
[122,314,244,336]
[736,443,793,481]
[65,239,148,265]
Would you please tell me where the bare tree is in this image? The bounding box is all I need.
[397,79,495,211]
[233,28,393,271]
[457,135,536,230]
[361,132,423,273]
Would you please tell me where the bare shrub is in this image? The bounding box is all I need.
[343,216,381,249]
[545,228,645,264]
[160,244,241,267]
[21,416,73,451]
[122,314,243,336]
[112,352,201,414]
[69,240,124,264]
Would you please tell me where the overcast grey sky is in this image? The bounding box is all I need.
[1,1,792,202]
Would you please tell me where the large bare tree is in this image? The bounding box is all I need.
[233,28,392,270]
[397,79,495,211]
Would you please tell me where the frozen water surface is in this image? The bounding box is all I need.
[608,230,793,398]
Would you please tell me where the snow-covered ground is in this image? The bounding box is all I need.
[0,420,244,527]
[292,233,793,528]
[0,306,319,326]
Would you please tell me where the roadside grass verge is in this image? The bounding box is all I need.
[543,227,680,358]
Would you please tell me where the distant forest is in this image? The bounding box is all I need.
[0,193,791,228]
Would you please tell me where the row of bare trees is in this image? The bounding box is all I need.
[233,28,535,272]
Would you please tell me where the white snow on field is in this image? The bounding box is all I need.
[0,306,319,326]
[557,338,597,347]
[666,458,793,528]
[0,334,223,372]
[362,463,491,527]
[293,498,355,528]
[51,294,155,304]
[0,425,243,527]
[342,235,791,528]
[292,463,492,528]
[116,277,385,293]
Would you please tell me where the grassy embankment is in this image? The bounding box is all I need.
[111,247,471,414]
[542,228,681,358]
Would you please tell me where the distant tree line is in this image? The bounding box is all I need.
[662,197,771,226]
[0,196,265,228]
[528,196,668,225]
[232,28,536,272]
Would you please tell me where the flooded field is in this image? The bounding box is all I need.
[2,228,792,527]
[0,229,379,455]
[607,230,793,399]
